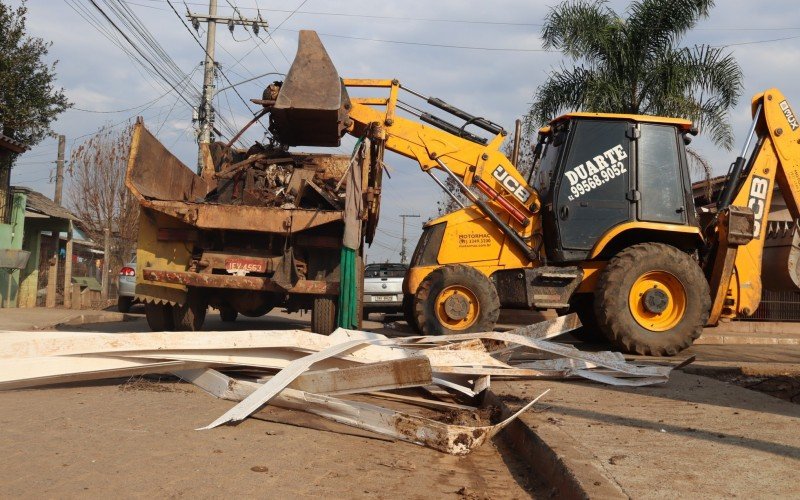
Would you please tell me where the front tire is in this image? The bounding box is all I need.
[594,243,710,356]
[413,264,500,335]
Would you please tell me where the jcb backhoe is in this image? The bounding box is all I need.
[261,31,800,355]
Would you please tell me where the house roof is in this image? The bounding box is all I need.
[12,186,77,221]
[0,134,27,154]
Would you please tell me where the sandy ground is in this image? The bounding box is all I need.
[0,377,538,499]
[0,310,538,499]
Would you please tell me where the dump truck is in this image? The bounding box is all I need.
[258,30,800,355]
[125,113,383,334]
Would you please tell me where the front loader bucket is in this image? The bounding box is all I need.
[761,220,800,291]
[269,30,350,147]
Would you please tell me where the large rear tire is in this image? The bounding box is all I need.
[311,296,337,335]
[403,293,421,333]
[568,294,604,341]
[413,264,500,335]
[594,243,710,356]
[145,302,174,331]
[172,290,207,331]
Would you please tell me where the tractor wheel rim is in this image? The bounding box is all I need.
[628,270,686,332]
[435,285,480,330]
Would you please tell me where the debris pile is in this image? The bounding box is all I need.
[207,143,347,210]
[0,315,679,455]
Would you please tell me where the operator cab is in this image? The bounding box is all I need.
[534,113,698,262]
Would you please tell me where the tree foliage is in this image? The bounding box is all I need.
[68,123,138,271]
[0,1,70,148]
[529,0,742,150]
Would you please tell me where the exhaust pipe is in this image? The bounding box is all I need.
[269,31,351,147]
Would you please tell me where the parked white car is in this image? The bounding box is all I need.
[117,256,137,313]
[363,263,407,319]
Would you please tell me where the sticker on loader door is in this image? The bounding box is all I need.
[748,175,770,238]
[458,232,492,248]
[564,144,628,201]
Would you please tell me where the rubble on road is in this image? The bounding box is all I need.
[0,314,681,455]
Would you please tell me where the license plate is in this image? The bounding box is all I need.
[225,258,266,273]
[373,295,395,302]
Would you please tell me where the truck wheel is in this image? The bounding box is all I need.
[414,264,500,335]
[219,306,238,322]
[117,296,133,313]
[311,296,337,335]
[568,294,604,341]
[145,302,174,331]
[403,293,421,333]
[594,243,710,356]
[172,291,207,331]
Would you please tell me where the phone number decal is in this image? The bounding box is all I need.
[564,144,628,201]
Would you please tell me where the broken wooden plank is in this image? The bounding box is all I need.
[285,358,432,395]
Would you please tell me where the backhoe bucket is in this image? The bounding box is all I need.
[762,220,800,291]
[269,30,350,147]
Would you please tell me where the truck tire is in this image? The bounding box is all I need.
[145,302,174,331]
[403,293,421,333]
[117,296,133,313]
[414,264,500,335]
[172,291,207,331]
[311,296,337,335]
[568,294,604,341]
[219,306,238,322]
[594,243,711,356]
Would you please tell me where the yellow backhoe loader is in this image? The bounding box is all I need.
[261,31,800,355]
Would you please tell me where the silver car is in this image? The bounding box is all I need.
[117,256,137,313]
[363,263,407,319]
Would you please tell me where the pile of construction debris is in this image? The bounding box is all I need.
[207,142,347,210]
[0,315,681,455]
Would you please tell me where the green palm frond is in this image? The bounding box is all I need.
[531,0,741,150]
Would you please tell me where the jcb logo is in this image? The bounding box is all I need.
[748,176,770,238]
[780,100,799,131]
[492,165,532,204]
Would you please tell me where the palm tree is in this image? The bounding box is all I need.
[529,0,743,151]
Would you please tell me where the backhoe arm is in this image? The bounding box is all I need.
[711,88,800,320]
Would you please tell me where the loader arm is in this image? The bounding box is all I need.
[709,88,800,321]
[269,31,542,263]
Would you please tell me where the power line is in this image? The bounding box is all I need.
[277,28,549,52]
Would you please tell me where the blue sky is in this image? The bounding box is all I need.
[9,0,800,263]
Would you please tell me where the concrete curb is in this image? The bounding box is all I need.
[696,334,800,345]
[486,391,627,500]
[54,312,136,328]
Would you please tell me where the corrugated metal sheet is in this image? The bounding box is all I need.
[12,186,77,221]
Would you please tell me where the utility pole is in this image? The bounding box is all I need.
[187,3,269,173]
[54,134,65,205]
[399,214,421,264]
